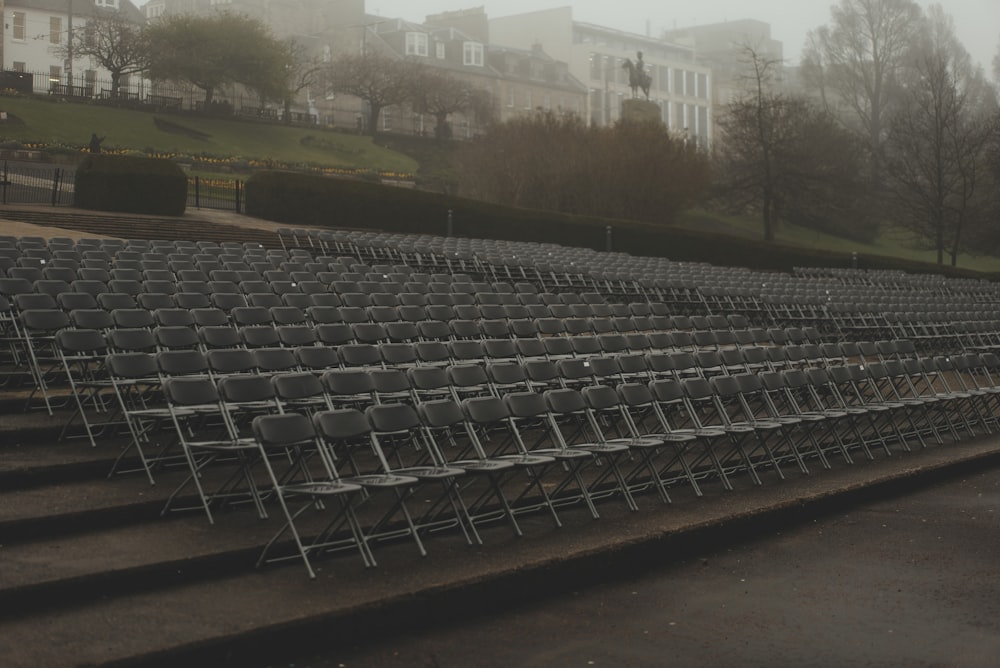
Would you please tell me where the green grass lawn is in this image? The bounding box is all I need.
[675,209,1000,272]
[0,95,417,175]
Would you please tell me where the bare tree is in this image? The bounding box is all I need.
[410,70,495,139]
[279,38,324,125]
[808,0,924,182]
[57,9,149,98]
[717,44,871,242]
[884,6,998,265]
[324,51,419,136]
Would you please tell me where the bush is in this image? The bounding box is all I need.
[74,154,187,215]
[245,170,988,279]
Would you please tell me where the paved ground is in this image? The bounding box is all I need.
[284,465,1000,668]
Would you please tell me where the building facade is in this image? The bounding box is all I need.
[489,7,713,145]
[3,0,144,95]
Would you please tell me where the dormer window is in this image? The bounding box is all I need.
[463,42,484,67]
[406,32,429,57]
[95,0,120,7]
[436,42,446,59]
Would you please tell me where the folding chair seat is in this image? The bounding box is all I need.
[323,368,378,409]
[817,366,894,458]
[482,338,518,363]
[207,348,259,377]
[295,345,341,372]
[417,320,452,342]
[731,373,817,473]
[59,292,100,313]
[348,322,386,345]
[143,279,179,295]
[240,280,273,296]
[366,305,400,324]
[154,325,201,351]
[42,266,76,283]
[837,363,918,452]
[498,391,606,519]
[273,324,316,348]
[759,369,853,465]
[368,368,413,403]
[339,343,383,368]
[209,292,248,312]
[174,292,212,309]
[478,319,510,339]
[159,376,270,523]
[312,323,352,348]
[250,413,371,578]
[14,307,71,411]
[231,306,273,327]
[239,345,293,374]
[240,325,281,349]
[400,359,453,399]
[311,408,432,557]
[445,363,492,400]
[153,308,195,328]
[417,398,545,537]
[397,304,428,322]
[136,293,174,311]
[447,339,486,365]
[53,327,112,447]
[335,306,368,325]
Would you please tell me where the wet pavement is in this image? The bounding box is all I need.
[284,466,1000,668]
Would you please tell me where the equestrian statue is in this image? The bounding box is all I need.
[622,51,652,100]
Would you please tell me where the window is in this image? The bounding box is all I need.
[524,91,532,110]
[84,23,96,48]
[506,86,514,108]
[436,42,446,59]
[50,17,62,45]
[698,73,708,99]
[659,67,670,94]
[12,11,26,41]
[589,53,603,81]
[95,0,120,7]
[674,69,685,96]
[50,66,62,84]
[463,42,483,67]
[12,62,26,73]
[405,32,428,57]
[85,70,97,85]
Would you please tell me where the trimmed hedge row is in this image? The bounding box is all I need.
[245,170,991,280]
[75,155,187,216]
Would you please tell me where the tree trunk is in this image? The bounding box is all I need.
[368,105,381,136]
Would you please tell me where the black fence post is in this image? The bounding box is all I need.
[194,176,200,209]
[51,168,62,206]
[446,209,454,237]
[2,160,7,205]
[235,180,242,213]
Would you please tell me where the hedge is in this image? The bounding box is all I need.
[245,170,992,280]
[74,154,187,216]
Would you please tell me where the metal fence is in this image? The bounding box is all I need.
[0,161,243,212]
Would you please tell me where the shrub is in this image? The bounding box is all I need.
[74,154,187,215]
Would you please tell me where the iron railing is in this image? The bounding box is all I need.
[0,161,243,212]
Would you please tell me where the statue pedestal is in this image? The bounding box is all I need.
[621,99,661,125]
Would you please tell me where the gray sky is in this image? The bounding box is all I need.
[368,1,999,73]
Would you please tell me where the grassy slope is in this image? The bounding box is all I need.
[1,94,995,272]
[675,209,1000,273]
[0,96,417,173]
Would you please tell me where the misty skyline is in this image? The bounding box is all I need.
[367,0,999,73]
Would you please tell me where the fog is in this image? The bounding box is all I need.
[368,0,999,72]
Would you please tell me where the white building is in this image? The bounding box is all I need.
[3,0,145,95]
[489,7,713,145]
